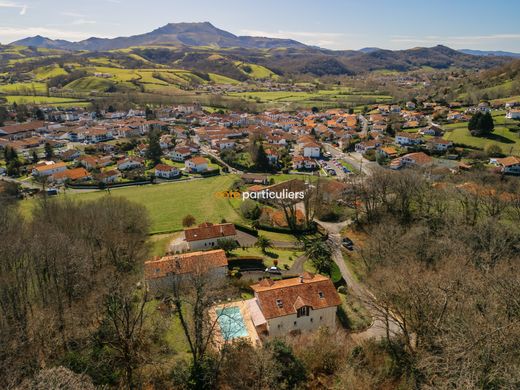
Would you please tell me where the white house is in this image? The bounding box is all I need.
[32,161,67,176]
[427,138,453,152]
[144,249,228,294]
[292,156,318,170]
[185,156,209,173]
[493,156,520,175]
[155,163,180,179]
[506,110,520,119]
[169,146,192,162]
[395,132,423,146]
[184,222,237,251]
[302,141,321,158]
[117,157,143,171]
[248,273,341,338]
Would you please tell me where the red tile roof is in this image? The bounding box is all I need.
[144,249,228,279]
[184,222,236,242]
[251,273,341,319]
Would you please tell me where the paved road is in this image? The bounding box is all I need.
[316,219,401,341]
[201,145,243,174]
[323,143,376,176]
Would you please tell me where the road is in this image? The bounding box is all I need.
[323,143,376,176]
[200,145,243,174]
[317,219,401,341]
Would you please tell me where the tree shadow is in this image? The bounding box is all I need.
[264,251,279,259]
[480,133,515,144]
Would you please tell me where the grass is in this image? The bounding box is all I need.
[20,175,245,234]
[230,246,304,271]
[33,64,68,80]
[257,229,298,244]
[148,233,177,257]
[443,111,520,154]
[338,293,372,331]
[208,73,240,85]
[0,82,47,94]
[4,95,90,107]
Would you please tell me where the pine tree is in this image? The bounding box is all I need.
[146,129,162,165]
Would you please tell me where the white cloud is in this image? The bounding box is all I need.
[71,18,97,25]
[240,29,348,49]
[390,34,520,48]
[0,26,111,42]
[0,1,27,15]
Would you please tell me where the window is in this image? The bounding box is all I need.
[319,316,323,321]
[276,299,283,308]
[293,321,297,326]
[318,291,324,299]
[297,306,310,318]
[310,318,313,322]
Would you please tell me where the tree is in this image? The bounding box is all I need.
[31,150,39,164]
[255,235,273,254]
[303,237,333,276]
[468,111,494,137]
[97,288,149,389]
[217,238,238,255]
[145,129,162,165]
[240,199,261,220]
[255,143,270,171]
[182,214,196,227]
[44,142,54,160]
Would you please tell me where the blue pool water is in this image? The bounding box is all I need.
[216,306,249,340]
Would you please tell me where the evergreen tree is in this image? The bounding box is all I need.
[255,143,270,171]
[146,129,162,165]
[468,111,494,137]
[32,150,39,164]
[44,142,54,160]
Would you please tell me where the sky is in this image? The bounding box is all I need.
[1,0,520,52]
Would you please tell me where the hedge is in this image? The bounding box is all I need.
[234,223,259,237]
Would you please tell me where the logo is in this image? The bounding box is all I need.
[214,189,305,201]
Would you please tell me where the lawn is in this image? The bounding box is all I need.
[18,175,244,234]
[0,82,47,94]
[443,111,520,154]
[257,229,298,244]
[230,246,305,271]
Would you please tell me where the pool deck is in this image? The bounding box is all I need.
[210,299,262,349]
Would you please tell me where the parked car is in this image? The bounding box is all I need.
[328,169,336,176]
[342,237,354,250]
[265,266,282,275]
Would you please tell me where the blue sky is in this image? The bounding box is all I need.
[1,0,520,51]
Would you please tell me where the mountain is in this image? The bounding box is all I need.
[10,22,307,51]
[459,49,520,58]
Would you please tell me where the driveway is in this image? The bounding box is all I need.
[316,219,401,341]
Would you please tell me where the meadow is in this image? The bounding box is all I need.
[443,111,520,154]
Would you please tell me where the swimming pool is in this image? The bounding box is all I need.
[216,306,249,341]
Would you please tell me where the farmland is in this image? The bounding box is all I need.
[443,110,520,154]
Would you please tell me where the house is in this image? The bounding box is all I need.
[144,249,228,294]
[0,121,46,141]
[241,173,269,185]
[292,156,318,170]
[50,167,90,184]
[378,146,398,158]
[419,125,444,137]
[248,273,341,337]
[155,164,180,179]
[391,152,433,170]
[506,110,520,119]
[214,138,235,151]
[395,132,423,146]
[117,157,143,171]
[95,169,120,184]
[355,140,381,154]
[427,138,453,152]
[169,146,192,162]
[302,141,321,158]
[60,149,81,161]
[78,155,112,170]
[406,101,416,110]
[493,156,520,175]
[32,161,67,176]
[184,222,237,251]
[185,156,209,173]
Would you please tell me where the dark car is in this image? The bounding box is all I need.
[342,237,354,250]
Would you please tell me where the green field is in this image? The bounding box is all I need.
[19,175,245,234]
[443,111,520,154]
[0,82,47,94]
[4,95,91,107]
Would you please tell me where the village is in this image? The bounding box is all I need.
[1,99,519,190]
